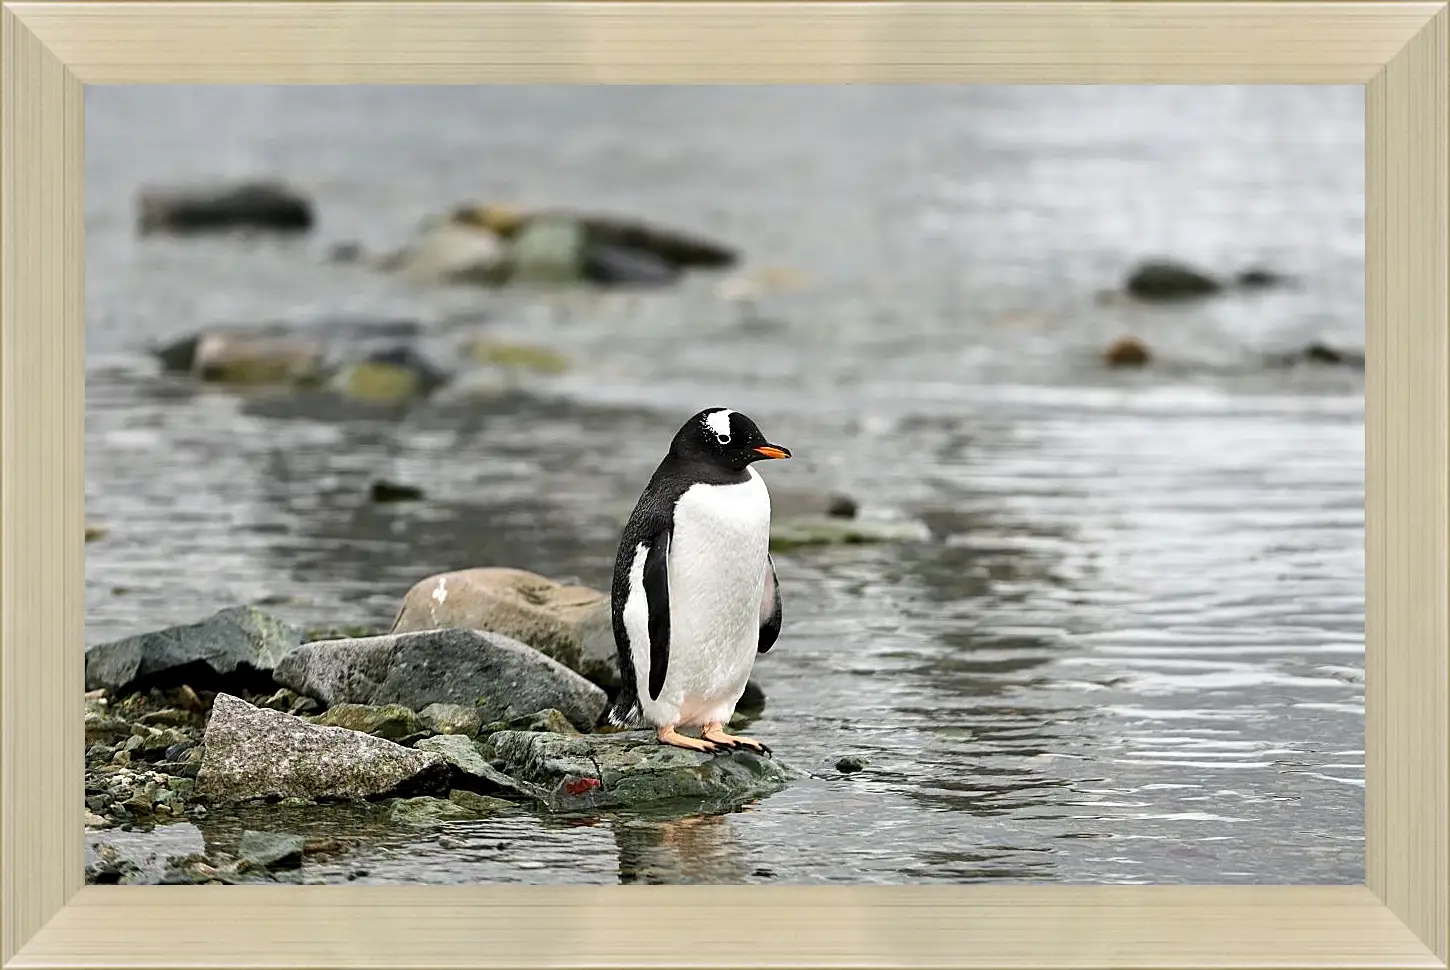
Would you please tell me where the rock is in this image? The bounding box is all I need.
[481,709,577,737]
[85,811,112,829]
[369,480,425,503]
[413,733,548,803]
[1266,342,1365,369]
[85,524,108,543]
[85,712,133,745]
[453,203,738,276]
[275,628,608,730]
[380,219,510,286]
[835,755,869,774]
[1124,259,1223,302]
[327,241,365,264]
[85,606,302,697]
[387,794,511,826]
[238,830,305,870]
[187,333,327,386]
[770,488,859,521]
[448,790,517,814]
[136,180,313,236]
[307,703,428,744]
[196,693,449,803]
[1235,267,1293,290]
[769,516,931,552]
[485,731,803,813]
[328,346,449,404]
[581,243,682,287]
[507,216,590,284]
[1103,336,1152,368]
[389,568,618,689]
[419,703,484,738]
[255,688,319,716]
[464,338,570,375]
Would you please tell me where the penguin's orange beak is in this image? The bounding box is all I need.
[753,444,791,460]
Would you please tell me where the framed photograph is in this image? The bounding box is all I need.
[3,2,1445,968]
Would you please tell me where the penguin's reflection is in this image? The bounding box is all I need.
[612,811,752,884]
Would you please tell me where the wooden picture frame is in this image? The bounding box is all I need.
[2,2,1445,967]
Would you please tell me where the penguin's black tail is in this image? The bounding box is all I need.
[597,691,646,732]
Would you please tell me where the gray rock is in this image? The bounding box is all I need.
[1124,259,1224,302]
[389,568,618,688]
[485,731,805,813]
[419,703,484,738]
[85,606,302,697]
[238,830,305,870]
[413,733,548,803]
[136,180,313,236]
[274,628,608,731]
[196,693,448,803]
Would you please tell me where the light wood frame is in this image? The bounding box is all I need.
[2,1,1445,967]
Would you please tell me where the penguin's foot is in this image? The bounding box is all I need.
[701,723,772,757]
[656,725,724,753]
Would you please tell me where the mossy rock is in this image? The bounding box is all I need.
[466,339,570,375]
[769,516,930,552]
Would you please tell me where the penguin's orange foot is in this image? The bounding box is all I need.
[701,723,772,757]
[656,726,723,753]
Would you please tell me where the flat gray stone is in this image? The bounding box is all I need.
[196,693,448,803]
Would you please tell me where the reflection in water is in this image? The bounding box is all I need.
[85,85,1365,884]
[614,813,753,885]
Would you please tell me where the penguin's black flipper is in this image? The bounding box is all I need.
[644,528,673,701]
[758,553,783,654]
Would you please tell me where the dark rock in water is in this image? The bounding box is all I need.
[1266,342,1365,369]
[485,731,803,813]
[273,628,608,731]
[1235,267,1294,290]
[307,703,428,744]
[835,755,869,774]
[581,242,682,287]
[327,241,365,264]
[238,830,305,870]
[85,606,301,697]
[1124,260,1224,302]
[389,568,618,689]
[136,180,313,236]
[369,480,425,503]
[575,212,738,270]
[196,693,449,803]
[1103,336,1152,368]
[413,733,549,803]
[736,681,767,717]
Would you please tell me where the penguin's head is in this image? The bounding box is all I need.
[673,408,791,470]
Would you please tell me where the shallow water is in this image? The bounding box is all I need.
[85,85,1365,884]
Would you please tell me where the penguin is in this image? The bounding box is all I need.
[600,408,791,754]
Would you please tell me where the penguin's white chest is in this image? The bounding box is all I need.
[649,468,772,726]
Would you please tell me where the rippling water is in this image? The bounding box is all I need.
[85,85,1365,884]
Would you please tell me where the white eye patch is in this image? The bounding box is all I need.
[703,409,735,440]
